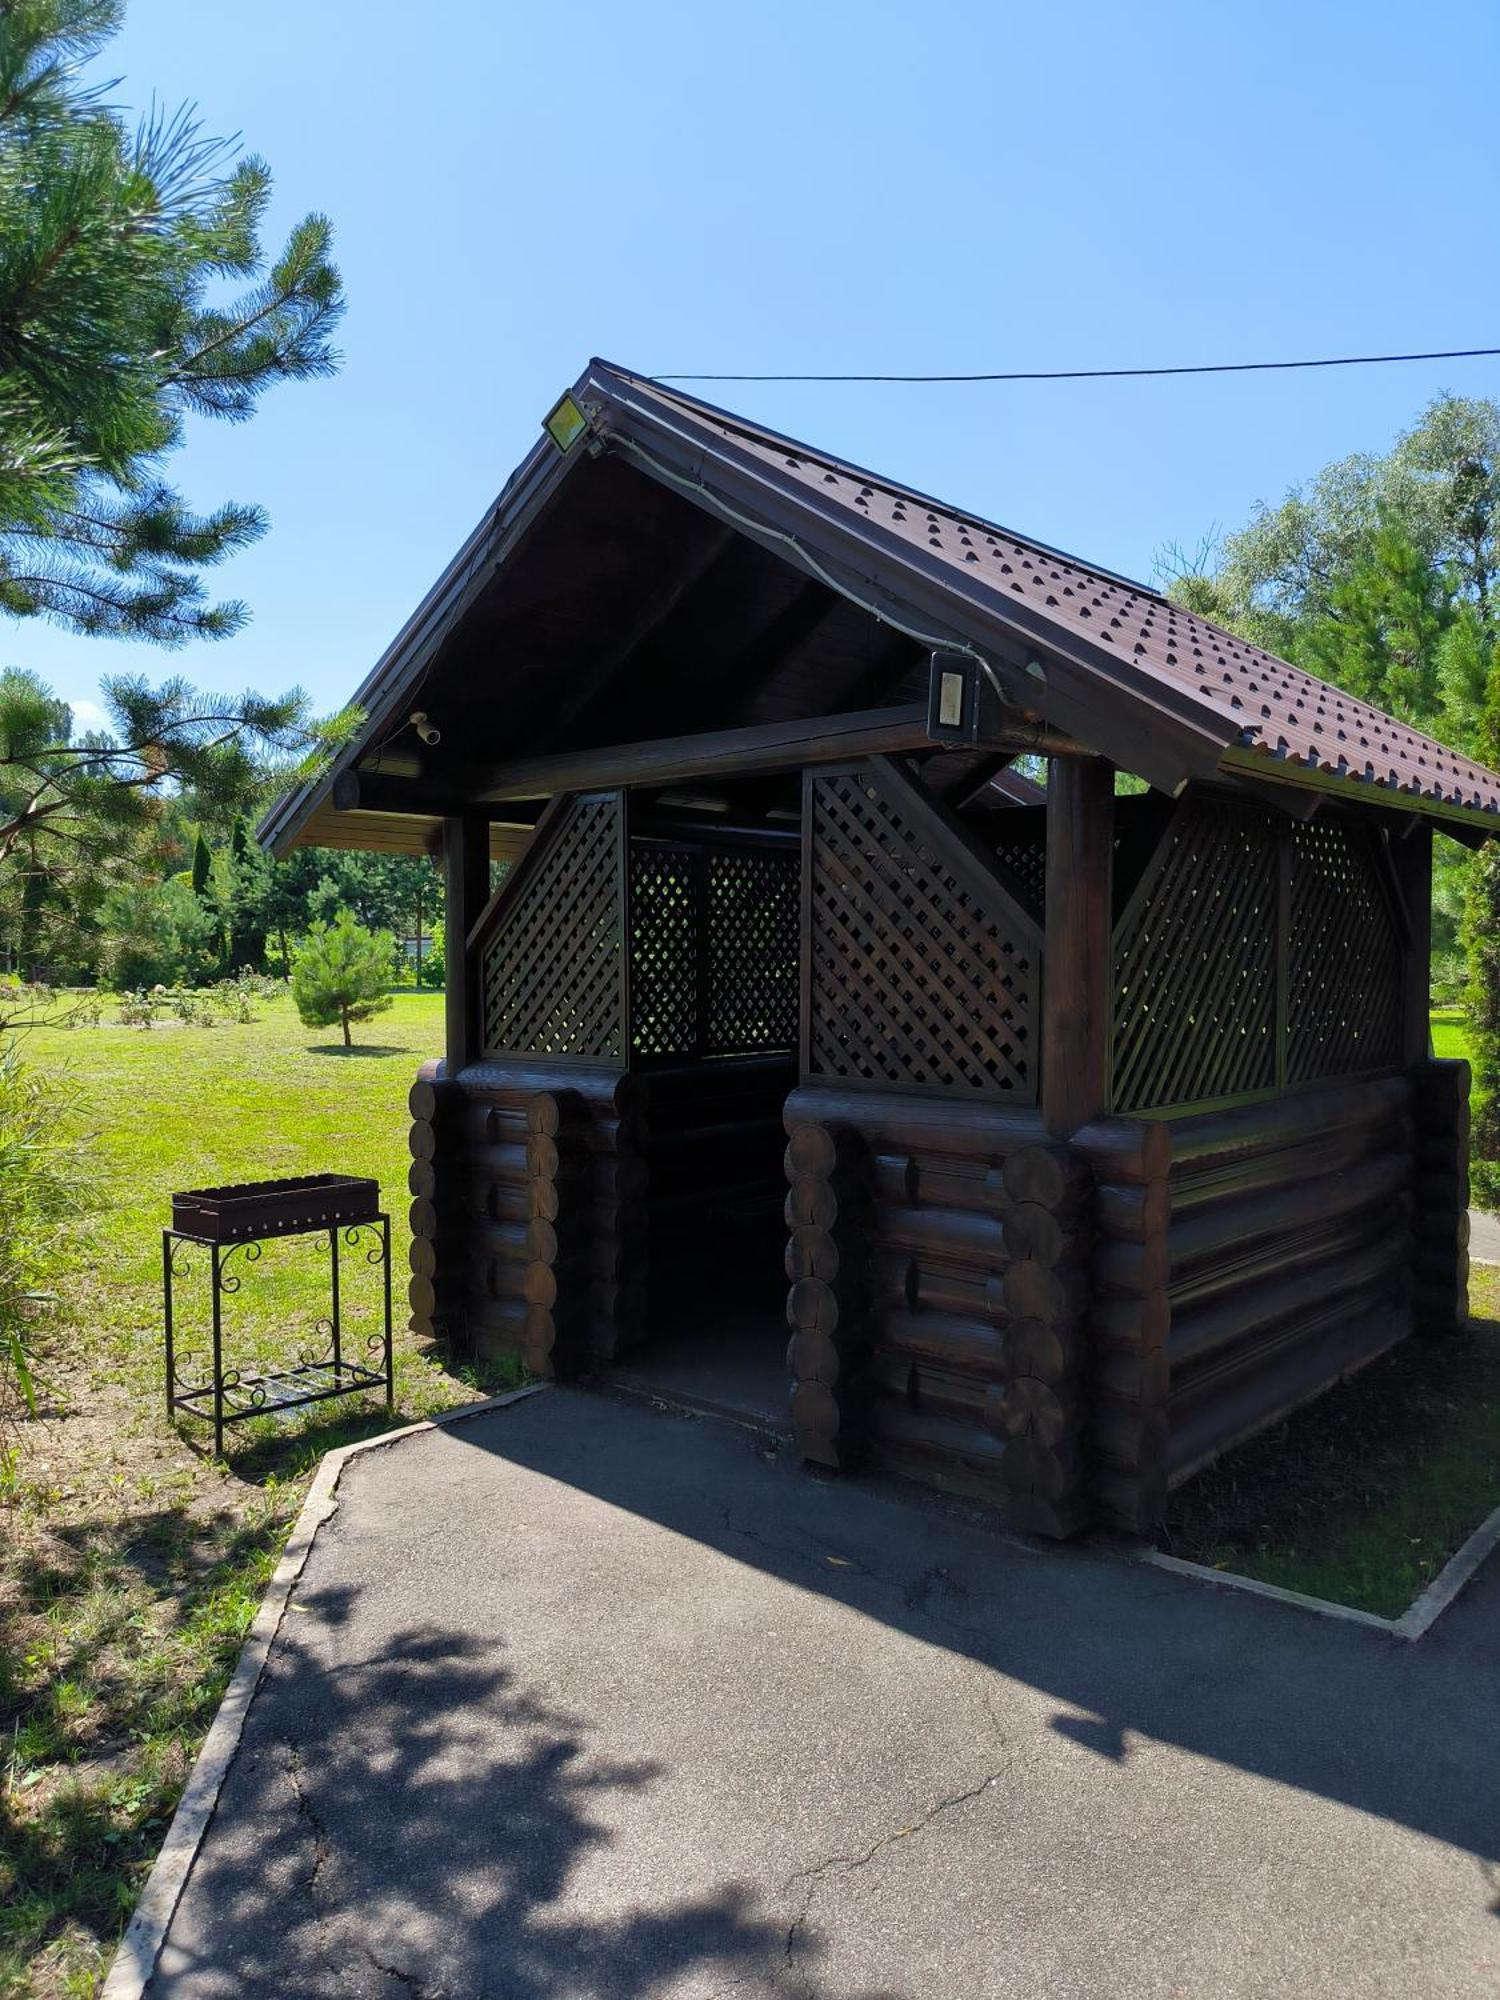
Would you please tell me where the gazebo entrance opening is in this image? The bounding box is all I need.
[441,774,805,1423]
[622,798,801,1426]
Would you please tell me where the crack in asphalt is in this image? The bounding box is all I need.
[711,1500,1007,1665]
[283,1739,337,1965]
[780,1768,1005,1985]
[364,1946,442,1996]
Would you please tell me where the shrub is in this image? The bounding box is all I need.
[291,912,398,1047]
[168,990,214,1027]
[116,991,158,1028]
[416,924,446,990]
[0,1050,82,1489]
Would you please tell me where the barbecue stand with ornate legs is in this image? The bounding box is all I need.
[163,1174,393,1455]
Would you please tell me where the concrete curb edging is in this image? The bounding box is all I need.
[1127,1496,1500,1641]
[100,1384,548,2000]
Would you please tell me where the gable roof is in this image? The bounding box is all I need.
[260,359,1500,856]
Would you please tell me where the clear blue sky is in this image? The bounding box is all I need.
[23,0,1500,728]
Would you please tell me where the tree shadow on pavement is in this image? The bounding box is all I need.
[153,1591,894,1999]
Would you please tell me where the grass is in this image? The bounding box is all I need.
[0,990,520,1999]
[1163,1267,1500,1618]
[1430,1004,1473,1066]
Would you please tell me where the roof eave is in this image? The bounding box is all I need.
[1218,744,1500,842]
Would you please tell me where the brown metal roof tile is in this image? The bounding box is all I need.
[626,375,1500,823]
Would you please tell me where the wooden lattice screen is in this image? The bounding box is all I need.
[1287,819,1403,1084]
[989,809,1047,923]
[806,759,1041,1098]
[1112,794,1406,1113]
[479,792,626,1062]
[630,839,799,1060]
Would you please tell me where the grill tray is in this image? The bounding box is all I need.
[171,1173,380,1243]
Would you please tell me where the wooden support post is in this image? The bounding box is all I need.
[1041,757,1114,1138]
[443,814,489,1074]
[1393,821,1434,1066]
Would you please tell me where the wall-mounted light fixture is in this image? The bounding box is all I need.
[543,393,589,454]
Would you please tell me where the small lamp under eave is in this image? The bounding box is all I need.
[543,392,589,454]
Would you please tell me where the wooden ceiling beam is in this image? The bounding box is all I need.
[343,704,934,807]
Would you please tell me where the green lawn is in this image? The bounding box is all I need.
[1,991,518,1999]
[1430,1004,1473,1066]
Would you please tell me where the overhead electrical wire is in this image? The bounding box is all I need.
[652,345,1500,386]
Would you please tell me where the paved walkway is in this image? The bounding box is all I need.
[149,1389,1500,1999]
[1470,1207,1500,1264]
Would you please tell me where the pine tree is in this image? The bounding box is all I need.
[0,1,344,643]
[0,666,352,985]
[190,830,211,898]
[291,912,397,1048]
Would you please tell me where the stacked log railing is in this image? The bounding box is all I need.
[407,1060,648,1376]
[1155,1076,1415,1489]
[1410,1056,1470,1338]
[783,1085,1093,1535]
[1072,1118,1173,1534]
[408,1061,467,1349]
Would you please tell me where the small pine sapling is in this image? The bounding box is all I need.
[291,912,398,1047]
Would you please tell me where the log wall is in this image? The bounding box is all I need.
[406,1057,647,1375]
[782,1083,1094,1536]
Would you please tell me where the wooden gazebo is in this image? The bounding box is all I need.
[261,361,1494,1537]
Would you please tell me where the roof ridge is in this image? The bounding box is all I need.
[589,358,1162,602]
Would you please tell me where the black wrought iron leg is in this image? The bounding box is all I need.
[382,1213,394,1410]
[163,1230,175,1421]
[330,1224,342,1374]
[210,1243,224,1457]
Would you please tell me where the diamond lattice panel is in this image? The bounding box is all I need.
[1112,798,1278,1111]
[990,822,1047,923]
[481,794,624,1060]
[1287,819,1403,1084]
[630,845,698,1057]
[706,849,799,1053]
[808,766,1039,1097]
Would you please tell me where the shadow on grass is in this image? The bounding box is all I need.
[1162,1311,1500,1611]
[304,1043,406,1058]
[1,1499,297,1978]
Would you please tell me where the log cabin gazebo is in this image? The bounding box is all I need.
[261,360,1495,1538]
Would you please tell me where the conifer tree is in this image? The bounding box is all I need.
[291,911,397,1048]
[0,1,344,642]
[0,4,354,990]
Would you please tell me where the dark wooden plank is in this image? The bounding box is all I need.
[1392,821,1434,1066]
[1041,756,1114,1137]
[453,705,936,803]
[443,814,490,1072]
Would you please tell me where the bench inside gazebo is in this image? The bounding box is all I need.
[260,360,1492,1538]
